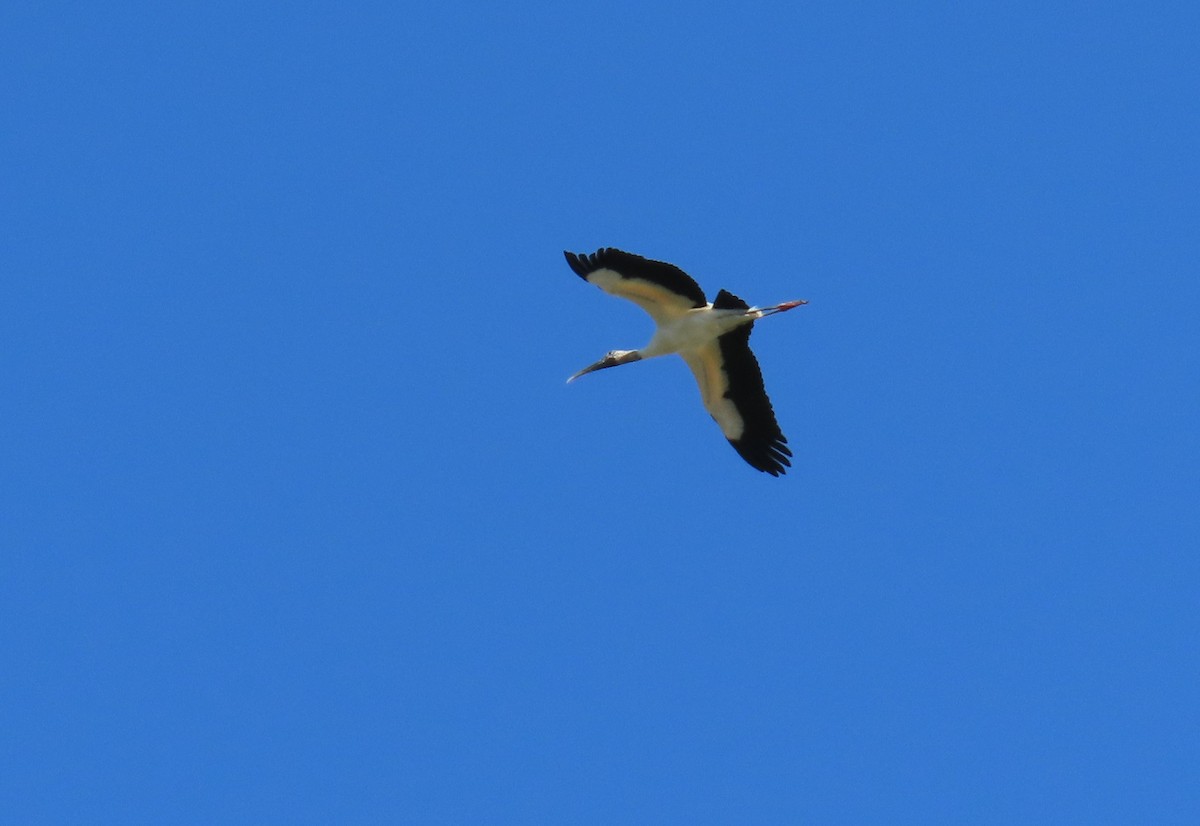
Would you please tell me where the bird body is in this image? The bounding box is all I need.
[640,305,754,358]
[564,248,805,476]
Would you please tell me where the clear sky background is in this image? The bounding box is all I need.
[3,1,1198,823]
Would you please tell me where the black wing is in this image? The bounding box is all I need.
[713,289,792,476]
[564,248,707,320]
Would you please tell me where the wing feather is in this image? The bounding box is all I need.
[683,289,792,476]
[564,248,706,324]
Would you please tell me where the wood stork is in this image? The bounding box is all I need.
[564,247,806,476]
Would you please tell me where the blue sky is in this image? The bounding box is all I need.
[3,1,1198,822]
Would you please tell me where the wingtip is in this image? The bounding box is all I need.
[563,250,590,279]
[728,435,792,476]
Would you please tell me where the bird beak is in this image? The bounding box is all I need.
[566,350,639,383]
[567,359,607,383]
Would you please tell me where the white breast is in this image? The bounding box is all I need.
[642,307,750,358]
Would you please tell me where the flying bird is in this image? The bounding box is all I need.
[564,247,806,476]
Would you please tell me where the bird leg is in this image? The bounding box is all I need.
[756,299,808,317]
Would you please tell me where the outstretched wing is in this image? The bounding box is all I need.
[564,248,707,324]
[680,289,792,476]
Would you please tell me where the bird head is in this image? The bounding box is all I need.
[567,350,641,383]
